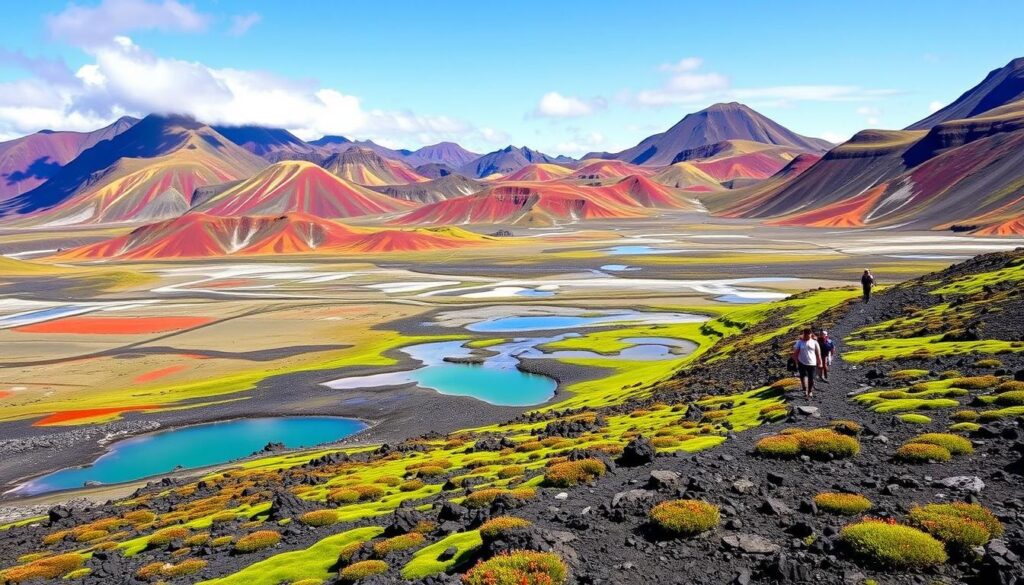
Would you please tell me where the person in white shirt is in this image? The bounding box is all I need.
[792,327,823,399]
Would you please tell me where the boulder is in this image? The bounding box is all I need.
[618,436,656,467]
[937,475,986,494]
[722,533,781,554]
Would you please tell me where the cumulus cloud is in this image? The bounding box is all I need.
[628,57,899,107]
[856,105,882,126]
[658,57,704,73]
[532,92,605,118]
[0,37,498,148]
[228,13,261,36]
[46,0,210,46]
[928,100,945,113]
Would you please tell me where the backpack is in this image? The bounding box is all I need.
[786,356,798,373]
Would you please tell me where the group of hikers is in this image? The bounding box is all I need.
[788,269,875,399]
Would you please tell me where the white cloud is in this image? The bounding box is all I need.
[46,0,210,46]
[532,92,604,118]
[0,37,499,149]
[658,57,703,73]
[856,105,881,126]
[928,100,945,113]
[228,13,261,36]
[628,58,900,107]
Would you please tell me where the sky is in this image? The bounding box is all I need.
[1,0,1022,156]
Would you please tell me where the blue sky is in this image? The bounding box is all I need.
[1,0,1022,154]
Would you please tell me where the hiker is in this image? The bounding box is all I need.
[861,269,875,302]
[792,327,823,399]
[818,329,836,382]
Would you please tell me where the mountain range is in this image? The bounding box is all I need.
[0,116,137,202]
[722,57,1024,234]
[1,56,1023,249]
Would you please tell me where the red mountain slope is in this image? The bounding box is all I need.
[0,117,137,202]
[194,160,416,219]
[57,212,489,260]
[322,148,427,185]
[391,175,701,227]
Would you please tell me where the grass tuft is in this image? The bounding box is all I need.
[649,499,720,537]
[814,493,872,516]
[462,550,567,585]
[840,519,947,569]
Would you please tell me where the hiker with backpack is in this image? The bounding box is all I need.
[818,329,836,382]
[861,269,875,302]
[792,327,823,399]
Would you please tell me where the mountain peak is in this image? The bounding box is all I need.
[606,102,832,166]
[908,55,1024,129]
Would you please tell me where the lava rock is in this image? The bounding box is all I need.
[618,436,656,467]
[722,533,781,555]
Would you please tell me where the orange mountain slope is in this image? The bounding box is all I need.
[390,175,702,227]
[194,160,416,219]
[322,147,428,185]
[57,212,490,260]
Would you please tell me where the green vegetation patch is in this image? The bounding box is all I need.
[400,530,482,580]
[814,493,872,516]
[840,520,947,569]
[908,502,1003,554]
[649,499,721,537]
[200,527,382,585]
[462,550,567,585]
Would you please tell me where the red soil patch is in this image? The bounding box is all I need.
[33,405,162,426]
[0,390,10,399]
[133,364,188,384]
[14,316,213,335]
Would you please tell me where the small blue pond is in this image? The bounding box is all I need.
[15,417,366,496]
[325,340,556,407]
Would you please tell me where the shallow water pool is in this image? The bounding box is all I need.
[14,417,366,496]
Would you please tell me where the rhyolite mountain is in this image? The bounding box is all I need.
[0,116,137,202]
[908,56,1024,129]
[0,114,265,220]
[414,162,459,179]
[459,145,570,178]
[405,141,480,168]
[727,99,1024,234]
[308,135,352,149]
[321,147,427,185]
[590,102,832,166]
[212,124,319,159]
[370,174,484,203]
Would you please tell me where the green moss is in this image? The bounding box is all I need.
[400,530,482,579]
[908,502,1003,553]
[338,560,388,582]
[949,422,980,432]
[462,551,567,585]
[898,414,932,424]
[814,493,872,516]
[840,520,947,569]
[895,443,951,463]
[649,499,720,536]
[199,527,382,585]
[908,433,973,456]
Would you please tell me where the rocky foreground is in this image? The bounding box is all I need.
[1,250,1023,584]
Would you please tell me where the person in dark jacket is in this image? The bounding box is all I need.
[861,269,875,302]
